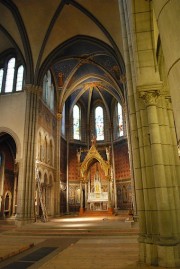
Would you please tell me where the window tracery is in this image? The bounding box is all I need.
[43,70,55,111]
[95,106,104,141]
[117,103,123,137]
[37,130,54,167]
[0,56,24,94]
[73,104,80,140]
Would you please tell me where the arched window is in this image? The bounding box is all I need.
[43,70,55,111]
[16,65,24,91]
[61,104,65,136]
[49,140,53,166]
[50,84,54,111]
[95,106,104,140]
[5,58,15,93]
[118,103,123,137]
[44,136,48,163]
[0,55,24,94]
[73,104,80,140]
[0,69,4,93]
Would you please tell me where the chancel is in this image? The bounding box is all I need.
[0,0,180,268]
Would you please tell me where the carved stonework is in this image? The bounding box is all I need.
[139,90,160,106]
[120,74,126,84]
[165,96,172,109]
[80,144,110,180]
[25,84,42,95]
[56,113,62,121]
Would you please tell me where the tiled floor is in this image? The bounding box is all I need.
[0,215,175,269]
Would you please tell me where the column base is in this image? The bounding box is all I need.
[15,214,36,226]
[108,207,114,214]
[139,241,180,267]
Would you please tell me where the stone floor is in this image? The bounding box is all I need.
[0,214,175,269]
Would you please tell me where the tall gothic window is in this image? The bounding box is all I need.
[95,106,104,140]
[5,58,15,93]
[0,69,4,93]
[73,104,80,140]
[16,65,24,91]
[0,55,24,94]
[61,104,65,136]
[43,70,54,111]
[118,103,123,137]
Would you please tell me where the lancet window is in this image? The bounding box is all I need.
[117,103,123,137]
[73,104,80,140]
[43,70,55,111]
[61,104,66,136]
[0,56,24,94]
[95,106,104,140]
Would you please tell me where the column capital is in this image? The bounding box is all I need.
[24,84,42,95]
[139,90,160,106]
[56,113,62,120]
[165,96,172,109]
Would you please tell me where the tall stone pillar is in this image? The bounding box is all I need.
[79,180,84,215]
[12,161,18,215]
[153,0,180,141]
[139,87,180,267]
[54,113,61,216]
[16,85,39,225]
[84,181,88,209]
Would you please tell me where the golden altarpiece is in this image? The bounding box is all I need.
[77,138,114,215]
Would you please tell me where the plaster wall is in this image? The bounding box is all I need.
[0,92,26,159]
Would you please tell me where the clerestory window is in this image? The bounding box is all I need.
[117,103,123,137]
[43,70,55,111]
[95,106,104,140]
[0,56,24,94]
[73,104,80,140]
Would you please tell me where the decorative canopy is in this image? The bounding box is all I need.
[80,141,110,180]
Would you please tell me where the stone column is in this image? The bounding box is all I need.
[84,181,88,209]
[16,85,40,225]
[107,177,112,212]
[12,162,18,215]
[118,0,142,224]
[66,134,69,214]
[0,157,5,218]
[79,180,84,215]
[153,0,180,141]
[139,87,180,267]
[54,113,61,216]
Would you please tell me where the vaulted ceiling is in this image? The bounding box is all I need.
[0,0,126,115]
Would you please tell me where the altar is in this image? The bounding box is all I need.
[87,192,108,211]
[87,170,108,211]
[78,137,113,215]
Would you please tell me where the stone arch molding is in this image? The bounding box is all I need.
[36,127,54,166]
[37,167,54,185]
[0,127,21,160]
[80,144,110,180]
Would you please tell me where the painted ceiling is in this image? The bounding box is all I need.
[0,0,126,115]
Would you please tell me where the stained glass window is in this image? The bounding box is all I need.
[118,103,123,136]
[73,104,80,140]
[16,65,24,91]
[0,69,3,93]
[61,104,65,136]
[43,70,54,111]
[5,58,15,93]
[0,55,24,94]
[95,106,104,140]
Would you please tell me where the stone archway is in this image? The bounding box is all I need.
[0,132,18,219]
